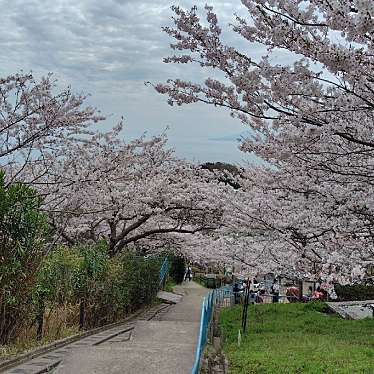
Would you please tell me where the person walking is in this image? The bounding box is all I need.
[185,266,192,282]
[306,286,313,300]
[315,278,322,292]
[233,282,240,304]
[253,278,259,290]
[271,279,280,303]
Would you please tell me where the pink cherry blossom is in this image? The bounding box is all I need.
[156,1,374,282]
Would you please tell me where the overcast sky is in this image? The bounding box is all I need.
[0,0,268,164]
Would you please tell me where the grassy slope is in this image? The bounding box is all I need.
[220,302,374,374]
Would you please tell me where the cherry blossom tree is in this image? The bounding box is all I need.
[41,124,231,256]
[0,73,233,259]
[155,1,374,281]
[0,73,103,184]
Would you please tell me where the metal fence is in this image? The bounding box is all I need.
[191,285,233,374]
[159,257,169,286]
[215,285,235,307]
[235,292,300,304]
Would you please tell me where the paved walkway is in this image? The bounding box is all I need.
[55,281,207,374]
[4,281,207,374]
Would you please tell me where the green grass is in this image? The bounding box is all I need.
[220,302,374,374]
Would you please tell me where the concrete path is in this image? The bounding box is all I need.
[3,281,207,374]
[327,300,374,319]
[54,281,207,374]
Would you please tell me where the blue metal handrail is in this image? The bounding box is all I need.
[191,285,232,374]
[159,257,169,286]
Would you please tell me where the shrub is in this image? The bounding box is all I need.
[33,246,83,339]
[0,173,48,344]
[35,246,82,307]
[81,252,161,328]
[75,242,109,296]
[334,284,374,301]
[35,246,162,331]
[118,254,161,311]
[36,243,113,329]
[3,227,164,343]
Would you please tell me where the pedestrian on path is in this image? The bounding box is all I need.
[233,282,240,304]
[306,286,313,300]
[253,277,259,290]
[271,279,280,303]
[185,266,192,281]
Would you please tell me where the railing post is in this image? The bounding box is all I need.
[242,282,250,334]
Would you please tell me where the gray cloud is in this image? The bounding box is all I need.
[0,0,266,164]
